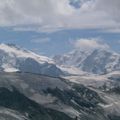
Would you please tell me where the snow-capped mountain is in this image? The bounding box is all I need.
[0,43,63,77]
[54,48,120,74]
[0,44,120,120]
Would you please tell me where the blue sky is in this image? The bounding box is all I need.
[0,27,120,56]
[0,0,120,56]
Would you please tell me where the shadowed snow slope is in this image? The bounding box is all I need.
[0,43,63,77]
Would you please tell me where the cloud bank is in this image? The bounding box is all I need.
[0,0,120,32]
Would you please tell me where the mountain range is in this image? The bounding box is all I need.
[0,43,120,120]
[0,43,120,76]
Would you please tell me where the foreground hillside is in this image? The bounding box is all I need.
[0,72,120,120]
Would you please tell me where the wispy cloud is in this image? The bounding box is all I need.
[31,37,51,44]
[118,40,120,44]
[74,38,110,50]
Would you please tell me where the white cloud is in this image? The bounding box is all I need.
[74,38,110,50]
[0,0,120,32]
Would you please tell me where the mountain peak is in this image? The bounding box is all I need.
[0,43,63,77]
[0,43,53,64]
[54,48,120,74]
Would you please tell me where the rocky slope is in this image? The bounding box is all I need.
[0,72,120,120]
